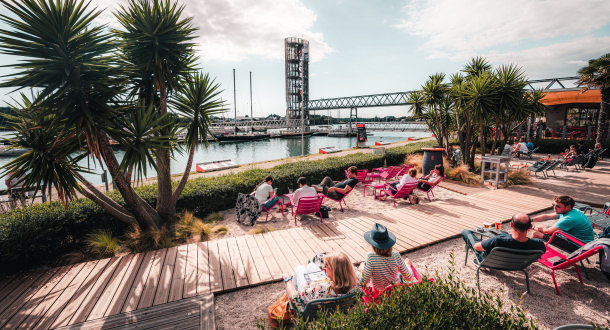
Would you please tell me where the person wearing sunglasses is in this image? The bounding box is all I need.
[531,195,595,252]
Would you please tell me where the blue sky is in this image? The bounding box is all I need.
[1,0,610,118]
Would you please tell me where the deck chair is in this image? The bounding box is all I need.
[357,169,373,185]
[543,160,562,177]
[380,166,402,182]
[250,192,282,222]
[381,182,418,207]
[584,210,610,231]
[564,155,584,171]
[517,146,539,159]
[325,186,353,211]
[361,264,433,305]
[415,175,445,201]
[538,231,604,295]
[293,194,325,226]
[289,292,357,322]
[473,247,544,293]
[528,160,551,177]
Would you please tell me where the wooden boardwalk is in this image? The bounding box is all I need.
[1,161,609,329]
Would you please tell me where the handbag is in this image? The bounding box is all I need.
[268,293,293,328]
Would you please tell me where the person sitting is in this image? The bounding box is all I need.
[313,166,358,200]
[532,195,595,252]
[416,164,444,191]
[284,252,359,307]
[577,140,588,155]
[514,139,529,158]
[510,140,520,156]
[292,177,317,206]
[386,168,418,196]
[360,223,414,293]
[254,176,278,209]
[563,145,578,162]
[462,213,546,262]
[526,139,534,151]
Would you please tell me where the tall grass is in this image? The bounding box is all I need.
[86,230,120,257]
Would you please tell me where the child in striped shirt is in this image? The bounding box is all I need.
[361,223,414,292]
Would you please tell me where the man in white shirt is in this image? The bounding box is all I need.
[254,176,277,209]
[292,177,317,206]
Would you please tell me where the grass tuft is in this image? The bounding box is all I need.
[86,230,120,257]
[205,212,224,223]
[212,225,228,235]
[249,226,274,235]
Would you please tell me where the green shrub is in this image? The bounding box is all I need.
[294,270,538,329]
[86,230,120,257]
[0,140,436,273]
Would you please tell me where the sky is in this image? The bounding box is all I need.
[1,0,610,119]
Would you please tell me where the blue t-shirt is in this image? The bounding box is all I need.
[556,209,595,242]
[481,233,546,257]
[526,142,534,151]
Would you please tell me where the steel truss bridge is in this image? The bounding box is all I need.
[212,77,583,131]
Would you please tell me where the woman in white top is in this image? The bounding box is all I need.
[387,168,418,195]
[417,164,444,191]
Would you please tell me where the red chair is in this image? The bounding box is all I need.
[356,169,369,183]
[380,166,402,182]
[250,192,282,222]
[381,182,418,207]
[538,231,603,295]
[415,175,446,201]
[293,193,325,226]
[325,186,353,211]
[361,264,433,305]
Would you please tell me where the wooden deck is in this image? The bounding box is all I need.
[1,161,609,329]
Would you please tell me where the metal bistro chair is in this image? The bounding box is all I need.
[473,247,544,293]
[292,194,325,226]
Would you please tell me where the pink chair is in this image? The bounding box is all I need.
[361,264,433,306]
[356,169,369,183]
[415,175,445,201]
[538,231,603,295]
[380,166,402,182]
[251,192,282,222]
[293,193,325,226]
[381,182,418,207]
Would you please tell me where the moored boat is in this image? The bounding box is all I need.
[195,159,238,173]
[319,146,340,154]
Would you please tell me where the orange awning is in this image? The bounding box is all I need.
[540,89,601,106]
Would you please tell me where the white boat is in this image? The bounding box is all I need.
[319,146,341,154]
[195,159,238,173]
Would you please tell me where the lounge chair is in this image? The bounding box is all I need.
[380,182,418,207]
[564,155,584,171]
[325,186,353,211]
[380,166,402,182]
[292,194,325,226]
[582,208,610,231]
[538,231,604,295]
[528,160,551,177]
[251,192,282,222]
[361,264,433,305]
[544,160,563,177]
[415,175,445,201]
[517,146,539,159]
[473,247,544,293]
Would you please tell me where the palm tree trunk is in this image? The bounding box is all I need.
[479,120,486,156]
[172,141,196,204]
[155,88,175,223]
[74,172,138,225]
[596,87,609,144]
[98,129,161,230]
[491,120,500,155]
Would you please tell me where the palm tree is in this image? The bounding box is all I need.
[464,71,498,156]
[492,64,527,153]
[170,73,226,204]
[578,53,610,144]
[114,0,198,222]
[421,73,449,148]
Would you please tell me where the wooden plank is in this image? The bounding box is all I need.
[266,230,302,269]
[70,256,123,325]
[243,235,273,282]
[288,228,325,258]
[205,240,222,292]
[20,263,85,328]
[97,254,142,318]
[169,244,188,302]
[251,234,284,279]
[202,293,215,330]
[352,215,415,251]
[50,258,112,328]
[8,265,73,329]
[0,275,20,301]
[154,246,178,306]
[331,220,375,255]
[377,211,450,243]
[313,224,360,263]
[285,228,316,258]
[215,238,237,291]
[0,268,56,328]
[299,227,336,254]
[137,248,168,309]
[0,275,27,314]
[33,261,93,330]
[235,235,262,285]
[226,237,249,287]
[276,228,311,265]
[0,269,45,320]
[183,243,198,298]
[306,224,349,261]
[120,251,156,313]
[258,232,293,276]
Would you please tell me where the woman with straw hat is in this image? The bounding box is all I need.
[360,223,414,292]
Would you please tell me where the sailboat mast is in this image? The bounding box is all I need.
[250,71,253,133]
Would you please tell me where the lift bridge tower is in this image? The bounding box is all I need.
[284,37,309,131]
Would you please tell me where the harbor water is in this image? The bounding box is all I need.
[0,130,430,190]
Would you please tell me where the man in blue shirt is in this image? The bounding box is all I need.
[462,213,546,262]
[526,139,534,151]
[532,195,595,252]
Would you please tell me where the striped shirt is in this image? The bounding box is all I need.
[361,251,414,291]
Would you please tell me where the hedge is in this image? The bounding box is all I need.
[293,268,539,329]
[0,140,436,273]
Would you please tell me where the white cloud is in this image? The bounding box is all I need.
[397,0,610,57]
[93,0,332,63]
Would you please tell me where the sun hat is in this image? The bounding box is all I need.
[363,223,396,250]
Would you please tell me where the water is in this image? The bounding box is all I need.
[0,130,430,190]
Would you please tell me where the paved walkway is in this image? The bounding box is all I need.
[0,160,608,329]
